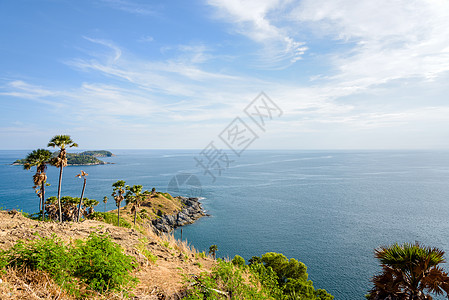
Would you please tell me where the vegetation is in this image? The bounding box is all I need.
[23,149,52,221]
[89,211,132,228]
[184,253,333,300]
[14,150,113,166]
[48,134,78,222]
[45,196,98,221]
[76,170,88,222]
[112,180,126,227]
[367,242,449,299]
[78,150,113,157]
[103,196,108,212]
[209,245,218,260]
[0,233,137,296]
[125,184,150,226]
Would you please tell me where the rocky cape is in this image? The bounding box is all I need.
[152,197,207,233]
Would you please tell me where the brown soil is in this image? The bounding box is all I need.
[0,210,216,299]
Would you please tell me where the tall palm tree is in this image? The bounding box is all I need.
[48,135,78,222]
[76,170,88,222]
[23,149,52,221]
[125,185,147,226]
[112,180,126,227]
[368,242,449,299]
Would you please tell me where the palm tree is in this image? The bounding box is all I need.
[209,245,218,260]
[368,242,449,299]
[23,149,52,221]
[103,196,108,212]
[76,170,88,222]
[125,185,147,226]
[112,180,126,227]
[48,135,78,222]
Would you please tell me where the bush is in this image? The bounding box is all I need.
[0,233,138,296]
[231,255,246,267]
[72,233,138,292]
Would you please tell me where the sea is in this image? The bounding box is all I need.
[1,149,449,299]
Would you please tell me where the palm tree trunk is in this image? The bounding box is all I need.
[117,206,120,227]
[57,165,63,222]
[41,181,45,221]
[134,210,137,226]
[77,178,86,222]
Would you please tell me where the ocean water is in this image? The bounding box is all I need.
[1,149,449,299]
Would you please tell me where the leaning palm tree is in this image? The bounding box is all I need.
[23,149,52,221]
[112,180,126,227]
[48,135,78,222]
[368,242,449,299]
[76,170,88,222]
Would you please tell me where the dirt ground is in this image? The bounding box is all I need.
[0,210,216,299]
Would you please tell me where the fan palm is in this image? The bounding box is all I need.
[368,242,449,299]
[48,135,78,222]
[103,196,108,212]
[209,244,218,260]
[23,149,52,220]
[125,185,147,226]
[76,170,88,222]
[112,180,126,227]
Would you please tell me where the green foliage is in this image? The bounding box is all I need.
[367,242,449,299]
[72,233,138,292]
[231,255,246,267]
[78,150,113,157]
[0,233,137,295]
[89,212,132,228]
[185,260,278,300]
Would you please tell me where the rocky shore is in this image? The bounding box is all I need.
[152,197,206,233]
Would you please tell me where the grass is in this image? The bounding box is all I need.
[89,212,132,228]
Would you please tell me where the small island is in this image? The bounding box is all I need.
[13,150,114,166]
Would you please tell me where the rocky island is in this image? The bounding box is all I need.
[13,150,114,166]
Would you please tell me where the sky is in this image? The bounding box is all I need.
[1,0,449,150]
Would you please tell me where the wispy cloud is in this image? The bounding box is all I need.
[206,0,307,68]
[98,0,155,16]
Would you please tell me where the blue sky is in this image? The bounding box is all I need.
[1,0,449,149]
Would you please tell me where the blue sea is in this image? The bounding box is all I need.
[1,149,449,299]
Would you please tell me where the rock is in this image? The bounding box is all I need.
[152,197,206,233]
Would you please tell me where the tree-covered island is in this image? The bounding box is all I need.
[13,150,114,166]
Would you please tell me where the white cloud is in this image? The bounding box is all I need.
[206,0,307,68]
[292,0,449,86]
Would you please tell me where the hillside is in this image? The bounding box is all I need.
[0,210,215,299]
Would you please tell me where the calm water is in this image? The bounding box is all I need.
[1,149,449,299]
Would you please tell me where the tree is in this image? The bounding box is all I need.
[103,196,108,212]
[76,170,88,222]
[48,135,78,222]
[209,245,218,260]
[367,242,449,299]
[112,180,126,227]
[23,149,52,220]
[125,185,147,226]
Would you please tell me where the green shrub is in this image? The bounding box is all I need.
[72,233,138,292]
[0,233,138,296]
[231,255,246,267]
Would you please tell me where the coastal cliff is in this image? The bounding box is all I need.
[152,197,206,233]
